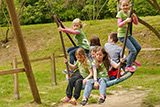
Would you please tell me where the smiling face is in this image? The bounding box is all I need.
[91,51,96,60]
[120,0,130,13]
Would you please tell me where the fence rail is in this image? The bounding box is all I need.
[141,48,160,51]
[6,48,159,100]
[0,68,25,76]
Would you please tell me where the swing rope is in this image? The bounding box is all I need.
[45,0,76,47]
[117,0,134,79]
[46,0,72,78]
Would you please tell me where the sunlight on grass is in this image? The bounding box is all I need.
[0,16,160,106]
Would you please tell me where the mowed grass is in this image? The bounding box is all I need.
[0,61,160,107]
[0,16,160,106]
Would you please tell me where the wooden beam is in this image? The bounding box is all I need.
[0,68,25,76]
[12,57,20,100]
[141,48,160,51]
[5,0,41,104]
[50,52,56,85]
[17,56,50,65]
[0,0,2,10]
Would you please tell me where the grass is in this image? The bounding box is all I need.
[0,15,160,106]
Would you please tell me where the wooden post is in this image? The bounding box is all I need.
[12,57,20,100]
[50,52,57,85]
[0,0,2,10]
[5,0,41,103]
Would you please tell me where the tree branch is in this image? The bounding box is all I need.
[152,0,160,13]
[18,0,26,21]
[96,0,109,20]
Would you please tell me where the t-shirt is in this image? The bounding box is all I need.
[92,61,110,79]
[116,10,131,37]
[104,43,122,64]
[75,59,92,78]
[74,29,90,50]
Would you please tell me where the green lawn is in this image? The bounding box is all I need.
[0,16,160,106]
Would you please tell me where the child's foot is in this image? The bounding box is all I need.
[69,97,77,105]
[132,61,141,66]
[125,66,136,72]
[81,97,88,106]
[60,97,70,103]
[98,94,106,104]
[120,69,125,76]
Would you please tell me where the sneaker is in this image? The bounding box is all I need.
[82,97,88,106]
[132,61,141,66]
[69,97,77,105]
[62,69,74,74]
[125,66,136,72]
[98,95,106,104]
[60,97,70,103]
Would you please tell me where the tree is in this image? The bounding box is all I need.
[0,0,27,44]
[146,0,160,13]
[138,0,160,39]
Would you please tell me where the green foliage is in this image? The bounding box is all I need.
[134,0,159,16]
[20,0,51,25]
[0,0,160,26]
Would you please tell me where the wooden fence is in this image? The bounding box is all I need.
[0,67,25,100]
[11,52,66,100]
[2,48,159,100]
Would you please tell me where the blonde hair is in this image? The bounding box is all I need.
[75,48,88,69]
[72,18,83,28]
[119,0,130,6]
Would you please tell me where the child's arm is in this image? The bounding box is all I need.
[132,13,138,25]
[111,58,125,69]
[83,68,93,85]
[93,66,99,90]
[118,17,132,27]
[57,27,80,34]
[64,58,77,69]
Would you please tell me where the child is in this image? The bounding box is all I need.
[88,36,101,62]
[116,0,141,72]
[82,46,124,105]
[104,32,126,80]
[90,46,98,60]
[61,48,93,105]
[89,36,101,50]
[58,18,90,66]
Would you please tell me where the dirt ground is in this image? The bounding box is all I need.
[56,88,150,107]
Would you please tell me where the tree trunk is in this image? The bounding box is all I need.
[96,0,109,20]
[2,6,13,41]
[1,0,26,44]
[93,0,96,20]
[0,0,2,10]
[146,0,160,13]
[138,17,160,39]
[18,0,26,21]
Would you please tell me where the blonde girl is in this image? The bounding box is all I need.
[58,18,90,67]
[116,0,141,72]
[61,48,93,105]
[82,46,124,105]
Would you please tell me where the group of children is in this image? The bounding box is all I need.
[57,0,141,106]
